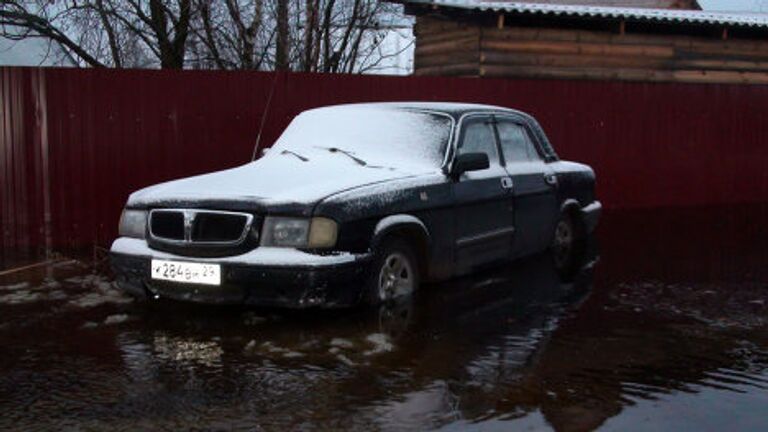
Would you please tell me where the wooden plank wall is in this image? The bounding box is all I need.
[414,15,768,84]
[414,17,481,76]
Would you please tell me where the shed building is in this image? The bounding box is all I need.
[394,0,768,84]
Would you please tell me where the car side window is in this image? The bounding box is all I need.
[496,120,541,163]
[458,120,499,166]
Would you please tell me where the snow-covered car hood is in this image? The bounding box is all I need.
[126,150,440,210]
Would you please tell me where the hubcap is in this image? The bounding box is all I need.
[378,252,414,301]
[553,219,574,267]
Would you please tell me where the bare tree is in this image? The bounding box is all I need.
[284,0,411,73]
[0,2,106,67]
[274,0,289,70]
[302,0,318,71]
[93,0,195,68]
[2,0,195,68]
[1,0,412,73]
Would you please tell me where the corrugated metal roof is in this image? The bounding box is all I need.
[401,0,768,28]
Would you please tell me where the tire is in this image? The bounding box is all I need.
[363,237,420,305]
[551,212,584,277]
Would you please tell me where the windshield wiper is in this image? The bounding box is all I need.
[280,149,309,162]
[318,146,367,166]
[315,146,394,169]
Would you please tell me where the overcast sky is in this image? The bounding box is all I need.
[700,0,768,11]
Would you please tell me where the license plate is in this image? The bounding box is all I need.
[151,259,221,286]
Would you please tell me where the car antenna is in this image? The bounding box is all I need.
[251,71,280,161]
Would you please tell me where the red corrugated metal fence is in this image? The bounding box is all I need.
[2,67,768,265]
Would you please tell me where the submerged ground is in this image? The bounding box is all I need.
[1,205,767,431]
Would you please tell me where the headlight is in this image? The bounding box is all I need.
[261,217,337,248]
[119,209,147,239]
[308,217,338,248]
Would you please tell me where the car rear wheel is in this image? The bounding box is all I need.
[364,237,419,305]
[552,212,580,274]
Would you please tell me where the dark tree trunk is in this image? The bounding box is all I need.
[302,0,317,72]
[148,0,190,69]
[275,0,289,70]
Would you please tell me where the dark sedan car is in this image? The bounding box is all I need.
[110,102,600,307]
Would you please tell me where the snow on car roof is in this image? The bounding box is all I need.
[309,102,522,116]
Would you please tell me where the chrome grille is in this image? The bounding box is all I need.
[150,211,185,240]
[149,209,254,245]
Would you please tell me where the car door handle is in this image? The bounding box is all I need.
[544,174,558,186]
[501,177,514,190]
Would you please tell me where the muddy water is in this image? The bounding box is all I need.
[1,207,768,431]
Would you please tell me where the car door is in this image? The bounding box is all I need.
[452,115,516,273]
[494,116,559,257]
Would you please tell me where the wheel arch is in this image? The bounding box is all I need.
[372,215,431,280]
[559,199,587,238]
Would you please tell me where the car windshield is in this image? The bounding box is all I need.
[270,106,453,169]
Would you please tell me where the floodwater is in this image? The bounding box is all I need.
[1,206,768,431]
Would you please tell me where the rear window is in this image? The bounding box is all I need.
[496,121,541,163]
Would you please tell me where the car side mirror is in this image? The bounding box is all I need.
[452,152,490,178]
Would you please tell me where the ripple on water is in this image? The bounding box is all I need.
[2,237,768,431]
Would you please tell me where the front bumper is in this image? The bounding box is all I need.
[110,238,372,308]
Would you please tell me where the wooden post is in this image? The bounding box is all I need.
[619,20,626,36]
[722,27,729,40]
[497,14,505,30]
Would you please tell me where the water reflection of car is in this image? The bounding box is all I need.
[118,248,598,430]
[110,103,601,307]
[358,250,598,428]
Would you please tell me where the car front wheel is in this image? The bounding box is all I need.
[364,237,419,305]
